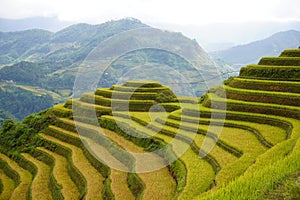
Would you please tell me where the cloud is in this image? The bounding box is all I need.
[0,0,299,25]
[272,0,300,20]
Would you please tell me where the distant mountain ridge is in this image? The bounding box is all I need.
[0,18,149,66]
[0,18,222,121]
[0,17,73,32]
[0,18,150,121]
[211,30,300,69]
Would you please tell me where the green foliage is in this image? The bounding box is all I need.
[0,120,35,149]
[0,158,20,188]
[23,110,57,131]
[0,61,47,85]
[225,77,300,93]
[102,178,115,200]
[52,104,72,118]
[0,109,15,127]
[240,64,300,80]
[0,19,152,120]
[54,119,135,170]
[124,80,162,88]
[69,100,112,116]
[155,89,178,103]
[0,85,54,120]
[95,89,157,100]
[258,57,300,66]
[1,44,300,200]
[127,173,145,199]
[169,159,187,199]
[220,85,300,106]
[0,176,2,194]
[80,93,156,111]
[280,49,300,57]
[99,115,186,198]
[30,149,63,200]
[45,124,111,178]
[42,139,87,199]
[0,110,57,151]
[283,180,300,200]
[204,93,300,119]
[0,29,52,65]
[200,137,300,199]
[111,85,169,92]
[172,69,300,199]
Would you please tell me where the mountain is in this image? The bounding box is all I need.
[0,17,73,32]
[0,18,149,67]
[0,18,150,121]
[0,18,224,121]
[0,29,52,65]
[203,42,235,52]
[211,30,300,69]
[0,83,54,121]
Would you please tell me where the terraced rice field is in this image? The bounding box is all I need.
[0,153,32,200]
[0,169,15,200]
[21,153,52,200]
[37,147,80,199]
[1,47,300,199]
[39,133,104,199]
[55,118,176,200]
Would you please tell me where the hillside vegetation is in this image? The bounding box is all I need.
[0,84,54,121]
[0,47,300,199]
[0,18,225,121]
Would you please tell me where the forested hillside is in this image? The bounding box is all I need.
[0,85,53,121]
[0,18,225,121]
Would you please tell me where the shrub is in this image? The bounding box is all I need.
[123,80,162,88]
[240,65,300,80]
[99,116,187,197]
[220,85,300,106]
[155,89,178,103]
[127,173,145,199]
[280,49,300,57]
[30,149,63,200]
[95,89,157,100]
[226,78,300,93]
[42,140,87,199]
[258,57,300,66]
[112,85,169,92]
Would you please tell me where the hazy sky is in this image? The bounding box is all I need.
[1,0,300,49]
[1,0,299,24]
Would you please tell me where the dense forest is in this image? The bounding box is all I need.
[0,85,54,122]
